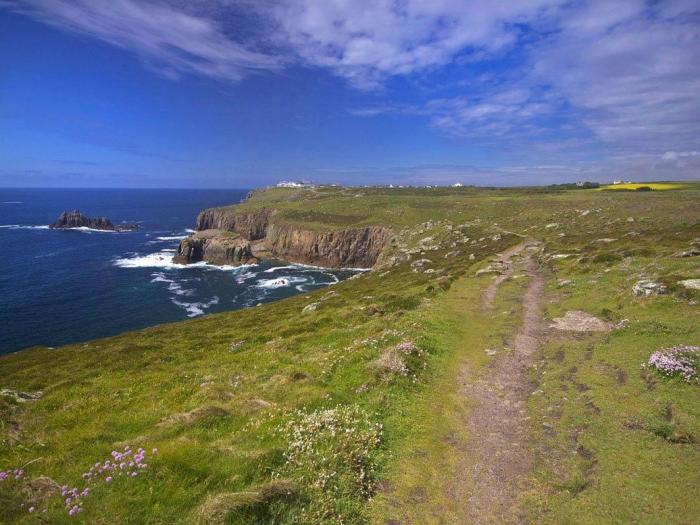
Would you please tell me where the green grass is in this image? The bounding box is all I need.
[523,250,700,524]
[1,183,699,523]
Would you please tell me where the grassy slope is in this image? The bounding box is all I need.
[1,184,699,523]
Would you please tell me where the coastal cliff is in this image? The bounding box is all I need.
[173,230,257,265]
[195,208,274,240]
[265,223,393,268]
[176,207,393,268]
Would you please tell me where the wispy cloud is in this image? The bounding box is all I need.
[343,1,700,158]
[269,0,561,89]
[7,0,283,82]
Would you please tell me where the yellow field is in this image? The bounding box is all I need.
[599,182,688,191]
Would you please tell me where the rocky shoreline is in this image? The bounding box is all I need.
[174,206,393,269]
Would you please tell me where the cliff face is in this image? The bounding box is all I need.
[265,224,393,268]
[195,208,274,240]
[50,210,137,231]
[173,230,257,266]
[178,207,393,268]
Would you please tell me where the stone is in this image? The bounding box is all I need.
[302,302,319,313]
[632,280,668,296]
[1,389,43,402]
[550,311,614,332]
[678,279,700,291]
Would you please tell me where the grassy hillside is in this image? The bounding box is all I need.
[1,184,699,523]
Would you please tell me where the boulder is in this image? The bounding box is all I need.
[632,280,668,296]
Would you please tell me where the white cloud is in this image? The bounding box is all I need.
[532,1,700,152]
[269,0,561,88]
[8,0,283,81]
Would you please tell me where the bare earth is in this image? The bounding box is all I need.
[453,242,545,524]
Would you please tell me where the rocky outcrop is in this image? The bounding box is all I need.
[264,224,393,268]
[195,208,275,240]
[50,210,137,231]
[173,230,257,266]
[176,206,394,269]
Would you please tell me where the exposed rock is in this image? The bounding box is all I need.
[1,388,42,402]
[557,279,572,288]
[678,279,700,291]
[411,258,432,269]
[265,223,392,268]
[173,230,257,266]
[178,206,393,269]
[302,302,319,313]
[195,208,275,240]
[674,242,700,257]
[50,210,137,231]
[550,311,614,332]
[476,261,508,276]
[633,280,668,296]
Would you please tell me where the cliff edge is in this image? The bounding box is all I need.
[174,202,393,268]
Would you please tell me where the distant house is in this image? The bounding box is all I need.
[276,180,312,188]
[612,180,632,185]
[576,181,600,189]
[452,182,464,187]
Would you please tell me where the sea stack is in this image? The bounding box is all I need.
[50,210,138,231]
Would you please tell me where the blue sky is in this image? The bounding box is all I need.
[1,1,698,188]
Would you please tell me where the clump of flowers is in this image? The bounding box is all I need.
[1,445,156,517]
[373,340,425,382]
[645,345,699,383]
[0,468,23,482]
[275,405,382,522]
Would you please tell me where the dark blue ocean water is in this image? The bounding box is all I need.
[0,189,358,355]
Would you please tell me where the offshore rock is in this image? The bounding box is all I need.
[50,210,137,231]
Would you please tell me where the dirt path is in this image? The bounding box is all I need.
[480,242,533,310]
[456,242,545,523]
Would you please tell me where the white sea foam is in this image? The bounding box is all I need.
[150,272,172,283]
[0,224,50,230]
[154,235,188,241]
[256,276,308,289]
[1,201,22,204]
[263,262,370,273]
[115,251,256,271]
[171,296,219,317]
[114,251,191,269]
[234,270,258,284]
[168,281,194,296]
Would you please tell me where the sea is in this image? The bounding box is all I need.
[0,188,360,355]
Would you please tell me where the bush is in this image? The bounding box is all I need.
[274,405,382,523]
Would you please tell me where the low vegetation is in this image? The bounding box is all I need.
[1,182,698,523]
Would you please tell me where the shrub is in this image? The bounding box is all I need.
[274,405,382,523]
